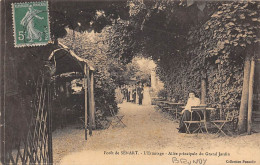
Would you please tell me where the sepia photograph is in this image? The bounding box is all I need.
[0,0,260,164]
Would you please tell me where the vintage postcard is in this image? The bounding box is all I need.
[0,0,260,165]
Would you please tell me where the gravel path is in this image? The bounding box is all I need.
[52,102,260,165]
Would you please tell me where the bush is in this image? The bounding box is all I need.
[158,89,167,99]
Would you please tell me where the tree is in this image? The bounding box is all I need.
[50,1,129,39]
[60,26,130,124]
[120,1,259,133]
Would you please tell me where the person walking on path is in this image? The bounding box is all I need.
[115,86,124,103]
[135,85,139,104]
[122,85,128,101]
[132,85,137,103]
[143,84,151,105]
[137,83,144,105]
[129,85,134,102]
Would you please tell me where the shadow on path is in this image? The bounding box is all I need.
[52,102,260,165]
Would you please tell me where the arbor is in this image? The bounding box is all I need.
[121,0,260,133]
[123,57,155,85]
[60,28,124,118]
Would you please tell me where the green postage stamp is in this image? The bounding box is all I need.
[12,1,50,47]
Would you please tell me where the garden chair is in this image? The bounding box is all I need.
[211,108,237,136]
[156,102,165,110]
[106,108,126,128]
[163,106,171,112]
[183,106,206,134]
[172,106,183,120]
[78,116,86,129]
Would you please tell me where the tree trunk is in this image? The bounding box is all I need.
[201,78,206,104]
[247,57,255,135]
[238,55,251,134]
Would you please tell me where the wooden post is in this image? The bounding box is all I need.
[238,55,251,134]
[247,56,255,135]
[84,64,88,140]
[47,85,53,163]
[90,71,96,129]
[0,8,5,161]
[201,78,206,104]
[218,63,223,118]
[86,67,92,136]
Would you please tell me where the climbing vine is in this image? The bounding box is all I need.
[157,1,259,110]
[126,1,259,112]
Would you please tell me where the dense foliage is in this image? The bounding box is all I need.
[3,0,132,134]
[60,27,153,124]
[4,0,259,132]
[60,29,122,119]
[56,0,259,117]
[123,1,259,112]
[50,1,129,38]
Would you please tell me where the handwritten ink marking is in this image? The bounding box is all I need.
[172,157,207,165]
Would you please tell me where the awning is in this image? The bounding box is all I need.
[48,41,94,75]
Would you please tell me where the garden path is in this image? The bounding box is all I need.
[53,102,260,165]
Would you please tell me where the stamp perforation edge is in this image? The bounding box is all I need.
[12,1,51,48]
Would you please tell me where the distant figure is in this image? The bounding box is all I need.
[126,85,130,102]
[143,84,151,105]
[122,85,128,101]
[178,91,201,133]
[137,83,143,105]
[129,85,133,102]
[115,87,124,103]
[135,84,139,104]
[132,85,136,103]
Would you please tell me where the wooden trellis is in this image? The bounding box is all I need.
[5,76,53,164]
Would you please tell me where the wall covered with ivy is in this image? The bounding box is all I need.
[157,2,259,112]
